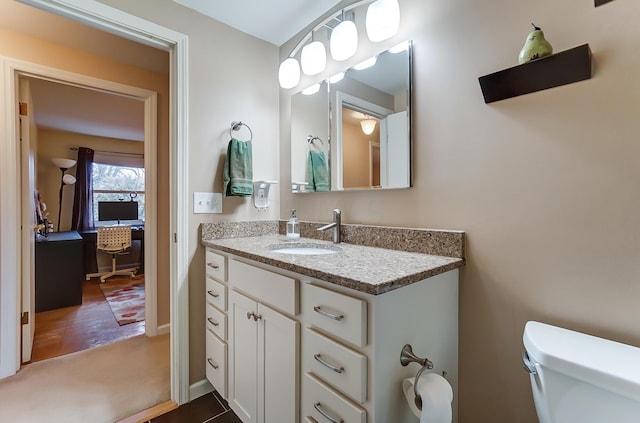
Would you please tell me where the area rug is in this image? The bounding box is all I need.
[100,277,145,325]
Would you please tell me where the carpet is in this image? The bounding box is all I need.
[0,334,170,423]
[100,277,145,325]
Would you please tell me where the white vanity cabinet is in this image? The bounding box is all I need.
[204,249,229,398]
[209,250,459,423]
[227,260,300,423]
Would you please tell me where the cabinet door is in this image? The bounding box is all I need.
[228,290,258,423]
[258,303,299,423]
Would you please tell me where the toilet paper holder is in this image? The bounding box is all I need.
[400,344,434,411]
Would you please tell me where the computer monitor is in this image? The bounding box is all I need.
[98,201,138,223]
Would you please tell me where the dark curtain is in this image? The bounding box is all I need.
[71,147,95,231]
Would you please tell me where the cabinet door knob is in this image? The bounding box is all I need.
[207,290,219,298]
[207,262,220,269]
[313,306,344,321]
[207,317,219,326]
[314,402,343,423]
[246,311,262,321]
[313,353,344,374]
[207,358,219,369]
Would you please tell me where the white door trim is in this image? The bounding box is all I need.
[15,64,158,349]
[3,0,191,405]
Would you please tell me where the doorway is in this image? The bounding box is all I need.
[23,75,151,363]
[18,71,157,364]
[1,0,190,404]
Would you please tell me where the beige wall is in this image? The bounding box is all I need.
[280,0,640,422]
[28,0,638,417]
[97,0,281,383]
[0,27,171,326]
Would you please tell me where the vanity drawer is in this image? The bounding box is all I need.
[229,259,298,315]
[206,277,227,311]
[205,249,227,282]
[206,328,227,398]
[304,328,367,403]
[303,373,366,423]
[304,284,367,347]
[206,303,227,340]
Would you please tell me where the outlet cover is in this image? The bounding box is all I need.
[194,192,222,214]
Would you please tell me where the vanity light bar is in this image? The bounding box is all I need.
[278,0,400,89]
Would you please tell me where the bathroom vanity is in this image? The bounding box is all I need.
[201,224,464,423]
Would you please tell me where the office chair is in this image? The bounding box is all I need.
[95,225,137,283]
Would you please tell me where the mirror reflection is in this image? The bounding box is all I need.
[290,41,412,193]
[291,81,329,193]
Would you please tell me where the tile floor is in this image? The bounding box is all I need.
[150,391,241,423]
[30,277,145,362]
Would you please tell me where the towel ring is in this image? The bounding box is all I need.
[230,121,253,141]
[307,135,324,148]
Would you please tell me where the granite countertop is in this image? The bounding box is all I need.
[202,234,463,295]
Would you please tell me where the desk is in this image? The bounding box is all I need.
[80,227,144,275]
[35,231,84,312]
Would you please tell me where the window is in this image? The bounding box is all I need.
[92,163,145,226]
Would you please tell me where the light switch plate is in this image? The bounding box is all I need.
[194,192,222,214]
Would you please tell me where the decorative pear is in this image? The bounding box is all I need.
[518,23,553,64]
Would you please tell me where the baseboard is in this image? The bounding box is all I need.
[156,323,170,335]
[117,400,178,423]
[190,378,213,401]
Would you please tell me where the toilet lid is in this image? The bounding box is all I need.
[523,321,640,402]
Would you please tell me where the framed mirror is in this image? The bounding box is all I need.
[290,40,412,193]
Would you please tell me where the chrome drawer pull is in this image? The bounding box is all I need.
[207,290,219,298]
[313,306,344,321]
[314,402,343,423]
[207,262,220,269]
[313,354,344,374]
[207,317,219,326]
[207,358,219,369]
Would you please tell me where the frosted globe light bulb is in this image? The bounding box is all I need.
[329,72,345,84]
[330,20,358,62]
[301,83,321,95]
[354,56,378,70]
[366,0,400,42]
[62,174,77,185]
[278,57,300,89]
[301,41,327,76]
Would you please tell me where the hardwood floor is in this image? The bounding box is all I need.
[29,276,145,363]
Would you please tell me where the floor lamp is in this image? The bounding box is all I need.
[51,158,77,232]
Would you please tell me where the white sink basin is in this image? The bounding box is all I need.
[269,243,340,255]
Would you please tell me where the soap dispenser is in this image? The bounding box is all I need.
[286,209,300,239]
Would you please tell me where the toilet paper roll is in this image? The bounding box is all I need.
[402,373,453,423]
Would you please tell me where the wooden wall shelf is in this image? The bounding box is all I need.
[478,44,592,104]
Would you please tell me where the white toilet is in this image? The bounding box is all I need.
[522,321,640,423]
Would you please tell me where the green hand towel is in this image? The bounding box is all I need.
[224,138,253,197]
[306,150,329,192]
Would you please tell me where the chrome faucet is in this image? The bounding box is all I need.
[317,208,341,244]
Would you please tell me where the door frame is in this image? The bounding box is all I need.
[333,91,393,190]
[16,65,158,343]
[0,0,191,405]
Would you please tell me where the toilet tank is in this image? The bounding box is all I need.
[523,321,640,423]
